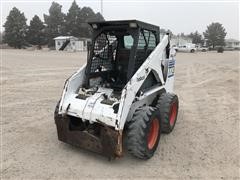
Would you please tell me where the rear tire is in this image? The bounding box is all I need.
[54,100,60,120]
[156,93,179,134]
[127,106,161,159]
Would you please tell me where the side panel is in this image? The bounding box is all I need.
[117,35,170,129]
[59,64,87,114]
[164,58,176,93]
[125,89,164,125]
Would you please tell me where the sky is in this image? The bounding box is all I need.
[1,0,239,39]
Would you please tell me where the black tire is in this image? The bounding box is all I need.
[190,49,195,53]
[54,100,60,121]
[156,93,179,134]
[127,106,161,159]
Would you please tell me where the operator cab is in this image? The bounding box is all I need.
[85,20,160,91]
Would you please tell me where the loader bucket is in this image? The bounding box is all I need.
[54,115,123,159]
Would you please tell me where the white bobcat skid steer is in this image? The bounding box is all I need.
[54,20,179,159]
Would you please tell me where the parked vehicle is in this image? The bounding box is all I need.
[174,43,196,53]
[196,45,208,52]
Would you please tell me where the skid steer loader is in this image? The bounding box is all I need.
[54,20,179,160]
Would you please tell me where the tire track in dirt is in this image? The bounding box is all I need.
[187,61,239,178]
[2,50,239,179]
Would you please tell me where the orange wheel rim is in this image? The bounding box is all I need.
[170,102,177,126]
[147,118,160,149]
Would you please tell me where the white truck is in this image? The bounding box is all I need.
[174,43,196,53]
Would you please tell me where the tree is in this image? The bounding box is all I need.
[3,7,27,48]
[160,28,173,36]
[44,2,65,46]
[188,31,204,45]
[27,15,47,48]
[44,1,105,43]
[65,1,105,38]
[203,22,227,48]
[95,12,104,22]
[78,7,105,37]
[0,31,4,44]
[179,32,187,38]
[78,7,97,37]
[65,0,81,36]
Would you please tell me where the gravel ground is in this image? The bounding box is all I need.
[1,49,239,179]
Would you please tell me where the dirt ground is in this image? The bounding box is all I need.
[1,49,239,179]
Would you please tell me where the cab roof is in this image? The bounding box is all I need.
[88,20,160,33]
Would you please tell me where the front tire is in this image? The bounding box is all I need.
[127,106,161,159]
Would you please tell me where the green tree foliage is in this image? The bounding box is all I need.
[44,2,65,46]
[188,31,204,45]
[3,2,105,48]
[65,2,105,38]
[3,7,27,48]
[27,15,47,48]
[203,22,227,48]
[0,31,4,44]
[95,12,104,22]
[160,28,173,36]
[180,32,186,37]
[78,7,97,37]
[65,0,81,36]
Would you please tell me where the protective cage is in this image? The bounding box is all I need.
[90,33,118,73]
